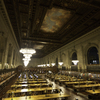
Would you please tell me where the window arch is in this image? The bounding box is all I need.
[87,47,99,64]
[72,52,77,65]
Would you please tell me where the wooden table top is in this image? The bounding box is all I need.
[15,81,47,84]
[2,93,70,100]
[17,79,43,81]
[16,79,44,82]
[11,83,48,87]
[74,84,100,88]
[86,89,100,94]
[65,81,93,85]
[59,79,84,82]
[54,76,76,80]
[7,87,57,94]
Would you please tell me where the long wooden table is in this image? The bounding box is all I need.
[11,83,49,88]
[16,79,44,82]
[65,81,94,85]
[74,84,100,89]
[7,87,57,94]
[73,84,100,92]
[17,78,43,81]
[15,81,47,84]
[86,89,100,94]
[59,79,84,82]
[2,93,70,100]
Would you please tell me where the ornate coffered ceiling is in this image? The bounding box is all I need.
[3,0,100,58]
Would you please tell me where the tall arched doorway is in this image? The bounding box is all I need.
[87,47,99,64]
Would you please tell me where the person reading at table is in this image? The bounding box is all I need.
[29,91,32,98]
[92,86,95,92]
[59,89,63,95]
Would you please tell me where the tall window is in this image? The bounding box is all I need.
[72,52,77,65]
[87,47,99,64]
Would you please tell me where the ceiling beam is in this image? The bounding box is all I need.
[22,37,61,44]
[49,0,54,9]
[72,0,100,9]
[12,0,21,46]
[53,4,76,11]
[20,11,28,15]
[27,0,33,37]
[31,0,41,34]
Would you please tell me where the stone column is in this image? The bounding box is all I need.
[67,50,71,71]
[0,49,3,69]
[77,45,85,72]
[98,41,100,64]
[2,38,8,69]
[65,51,71,71]
[13,52,16,68]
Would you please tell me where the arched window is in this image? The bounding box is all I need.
[72,52,77,65]
[87,47,99,64]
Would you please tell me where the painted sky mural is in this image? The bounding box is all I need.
[41,8,71,33]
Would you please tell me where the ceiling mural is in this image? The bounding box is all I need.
[40,8,71,33]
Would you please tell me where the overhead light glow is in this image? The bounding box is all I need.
[51,63,55,66]
[47,64,50,66]
[23,58,31,61]
[58,62,63,66]
[37,65,44,67]
[23,54,32,58]
[43,64,46,67]
[72,60,79,65]
[19,48,36,67]
[20,48,36,54]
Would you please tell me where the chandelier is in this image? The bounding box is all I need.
[72,60,79,65]
[20,48,36,67]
